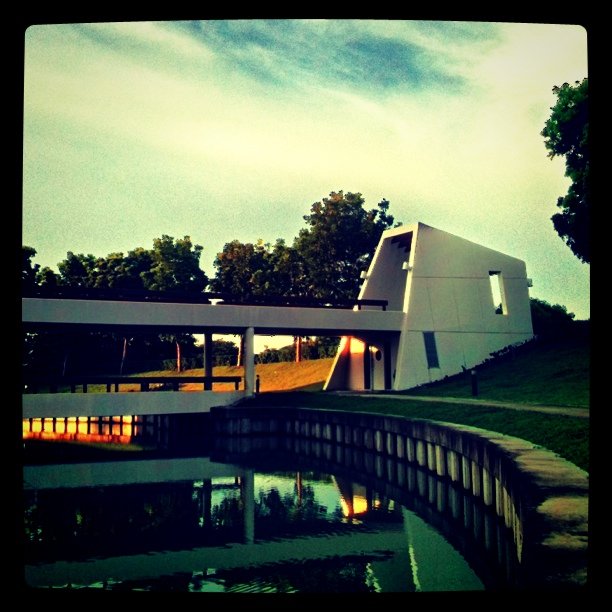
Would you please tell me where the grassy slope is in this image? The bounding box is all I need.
[246,391,590,472]
[242,337,591,472]
[39,337,589,471]
[400,338,590,408]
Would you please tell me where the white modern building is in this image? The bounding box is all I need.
[324,222,534,391]
[22,222,534,418]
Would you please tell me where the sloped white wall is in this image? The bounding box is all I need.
[395,224,533,389]
[327,222,533,391]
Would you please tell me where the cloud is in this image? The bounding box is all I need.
[22,19,590,319]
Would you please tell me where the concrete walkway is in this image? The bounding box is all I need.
[333,392,590,419]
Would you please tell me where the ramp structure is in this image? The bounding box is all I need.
[325,223,533,391]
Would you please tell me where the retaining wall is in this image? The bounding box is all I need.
[211,406,589,591]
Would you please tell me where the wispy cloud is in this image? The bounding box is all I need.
[22,19,589,319]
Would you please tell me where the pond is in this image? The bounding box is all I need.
[22,413,522,592]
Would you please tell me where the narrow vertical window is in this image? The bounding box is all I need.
[489,271,506,315]
[423,332,439,369]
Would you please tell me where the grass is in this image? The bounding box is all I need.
[240,335,590,473]
[28,336,590,472]
[45,359,335,394]
[400,338,590,408]
[243,391,590,472]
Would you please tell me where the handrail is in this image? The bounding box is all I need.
[22,287,388,311]
[24,375,243,393]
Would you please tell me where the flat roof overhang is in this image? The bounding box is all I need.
[22,297,404,338]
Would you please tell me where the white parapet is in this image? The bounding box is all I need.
[22,391,244,419]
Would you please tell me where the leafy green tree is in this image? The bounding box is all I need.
[137,235,207,371]
[294,191,399,300]
[212,339,239,366]
[36,266,59,288]
[541,78,589,263]
[210,239,273,297]
[57,252,97,287]
[23,235,209,376]
[22,246,40,291]
[141,235,207,292]
[530,297,576,341]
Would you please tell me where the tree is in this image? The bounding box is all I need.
[22,246,40,291]
[210,239,274,298]
[530,297,575,342]
[212,339,239,366]
[23,235,209,376]
[541,78,589,263]
[294,191,399,300]
[57,252,97,287]
[139,235,207,371]
[141,235,208,292]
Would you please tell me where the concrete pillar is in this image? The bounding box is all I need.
[406,437,416,463]
[417,469,427,497]
[482,467,494,507]
[242,470,255,544]
[426,442,436,472]
[495,478,504,518]
[416,440,426,467]
[471,461,481,498]
[397,462,405,487]
[449,487,460,520]
[447,449,460,483]
[375,430,383,453]
[201,479,212,527]
[244,327,255,396]
[386,432,394,455]
[375,455,384,478]
[435,445,446,478]
[203,331,213,390]
[407,465,416,492]
[461,455,471,491]
[386,457,395,483]
[396,435,405,459]
[436,480,446,513]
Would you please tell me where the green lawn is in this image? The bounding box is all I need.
[399,339,590,408]
[243,391,590,472]
[25,334,590,472]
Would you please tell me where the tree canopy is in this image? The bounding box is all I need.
[22,235,208,377]
[211,191,399,302]
[294,191,398,300]
[47,235,208,292]
[541,78,589,263]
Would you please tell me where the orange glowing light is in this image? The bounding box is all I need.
[23,415,136,445]
[349,337,366,355]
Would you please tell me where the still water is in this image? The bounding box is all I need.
[22,414,517,592]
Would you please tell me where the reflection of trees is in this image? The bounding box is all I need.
[254,483,329,537]
[24,482,202,563]
[211,494,243,531]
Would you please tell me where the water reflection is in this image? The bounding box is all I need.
[22,415,519,592]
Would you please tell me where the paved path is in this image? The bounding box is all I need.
[333,392,589,419]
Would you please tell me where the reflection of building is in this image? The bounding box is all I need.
[23,458,483,592]
[333,477,370,517]
[326,223,533,390]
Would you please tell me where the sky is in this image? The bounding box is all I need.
[22,19,590,344]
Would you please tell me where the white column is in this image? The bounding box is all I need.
[242,470,255,544]
[244,326,255,396]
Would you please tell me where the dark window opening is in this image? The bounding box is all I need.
[423,332,440,369]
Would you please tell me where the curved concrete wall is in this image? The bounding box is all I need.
[211,406,588,591]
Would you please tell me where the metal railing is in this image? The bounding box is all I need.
[23,286,388,311]
[24,375,243,394]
